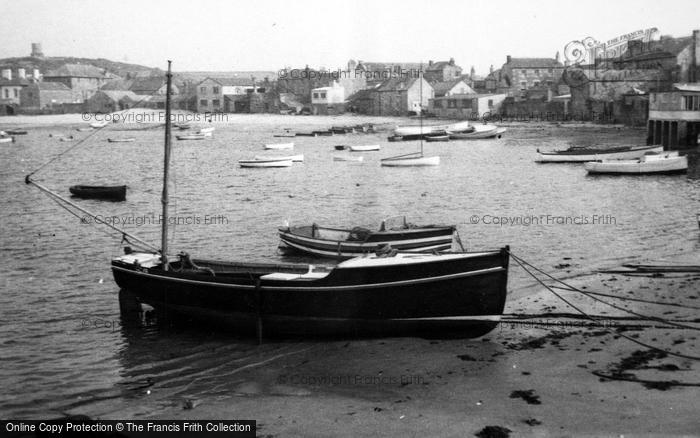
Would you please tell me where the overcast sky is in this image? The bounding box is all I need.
[0,0,697,75]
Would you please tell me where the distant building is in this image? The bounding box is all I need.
[0,77,30,105]
[311,81,345,115]
[31,43,44,58]
[424,58,463,82]
[429,93,507,119]
[373,76,433,116]
[430,78,474,98]
[647,83,700,149]
[20,82,82,110]
[84,90,140,113]
[490,55,564,100]
[196,77,263,113]
[43,64,114,100]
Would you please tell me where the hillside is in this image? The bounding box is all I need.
[0,56,160,78]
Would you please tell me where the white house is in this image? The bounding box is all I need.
[311,81,345,114]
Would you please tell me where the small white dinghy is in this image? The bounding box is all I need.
[349,144,380,152]
[90,121,109,129]
[108,137,136,143]
[264,142,294,150]
[381,152,440,167]
[333,155,364,162]
[239,158,293,168]
[254,154,304,162]
[198,126,215,134]
[584,151,688,175]
[0,136,13,144]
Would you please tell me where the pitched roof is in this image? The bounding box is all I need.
[95,90,139,101]
[0,77,30,86]
[100,79,134,91]
[426,60,460,71]
[673,83,700,92]
[506,58,563,68]
[44,64,109,78]
[33,82,71,91]
[430,78,472,96]
[205,77,256,86]
[129,77,166,93]
[377,77,420,92]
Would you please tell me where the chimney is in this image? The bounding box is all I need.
[428,60,433,66]
[489,64,494,74]
[32,69,41,81]
[449,57,455,66]
[506,55,512,64]
[692,29,699,82]
[1,69,11,80]
[555,51,560,63]
[18,68,26,79]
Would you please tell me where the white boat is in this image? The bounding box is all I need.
[76,127,94,132]
[536,145,663,163]
[584,152,688,174]
[264,142,294,150]
[333,155,364,162]
[448,124,505,140]
[381,153,440,167]
[198,126,215,134]
[90,121,109,129]
[108,138,136,143]
[394,120,471,137]
[176,133,208,140]
[254,154,304,162]
[349,144,380,152]
[0,137,13,144]
[239,158,293,168]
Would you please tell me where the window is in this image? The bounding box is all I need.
[320,92,327,99]
[13,89,18,98]
[199,99,208,107]
[548,68,553,74]
[682,95,700,111]
[533,81,540,87]
[448,99,456,108]
[212,86,220,94]
[461,99,472,108]
[534,69,539,75]
[522,70,527,75]
[3,89,8,98]
[212,99,220,107]
[488,99,494,108]
[200,86,206,94]
[520,81,527,89]
[313,92,319,99]
[433,100,442,109]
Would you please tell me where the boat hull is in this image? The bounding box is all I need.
[69,185,127,201]
[112,249,509,338]
[584,156,688,174]
[264,142,294,150]
[239,159,293,168]
[349,145,380,152]
[536,145,663,163]
[381,155,440,167]
[448,125,505,140]
[278,224,455,259]
[394,121,471,137]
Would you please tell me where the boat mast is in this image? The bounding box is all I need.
[419,63,423,157]
[161,60,173,270]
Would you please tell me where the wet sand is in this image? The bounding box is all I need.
[85,253,700,437]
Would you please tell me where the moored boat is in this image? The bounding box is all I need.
[90,121,109,129]
[381,153,440,167]
[584,152,688,175]
[333,155,363,162]
[254,154,304,162]
[5,129,28,135]
[0,136,14,143]
[198,126,215,134]
[448,125,505,140]
[76,127,94,132]
[394,120,471,137]
[69,185,127,201]
[279,217,457,259]
[176,133,208,140]
[349,144,380,152]
[426,135,449,142]
[108,137,136,143]
[239,158,293,168]
[264,142,294,150]
[536,145,663,163]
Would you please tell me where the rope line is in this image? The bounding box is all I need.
[508,251,700,361]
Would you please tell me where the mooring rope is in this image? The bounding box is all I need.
[507,250,700,361]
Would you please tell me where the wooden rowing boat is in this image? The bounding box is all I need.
[69,185,127,201]
[536,145,663,163]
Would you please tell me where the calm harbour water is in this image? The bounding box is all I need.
[1,115,698,418]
